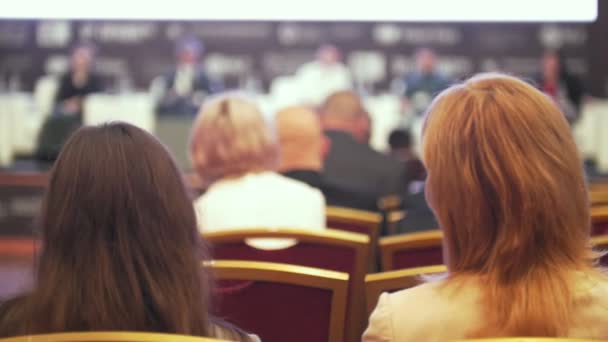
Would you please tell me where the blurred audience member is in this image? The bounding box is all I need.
[364,74,608,341]
[403,48,452,117]
[321,90,406,200]
[190,95,325,249]
[536,49,584,124]
[156,37,223,115]
[0,123,257,341]
[296,44,353,105]
[37,43,103,161]
[277,106,377,211]
[388,128,425,183]
[55,43,103,117]
[387,128,437,232]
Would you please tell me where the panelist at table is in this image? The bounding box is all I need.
[155,37,223,116]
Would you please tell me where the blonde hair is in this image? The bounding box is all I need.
[422,73,599,337]
[189,94,278,186]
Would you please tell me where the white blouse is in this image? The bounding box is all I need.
[195,171,326,250]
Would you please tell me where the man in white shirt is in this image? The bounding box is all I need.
[295,44,353,106]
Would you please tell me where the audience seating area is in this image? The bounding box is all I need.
[3,173,608,341]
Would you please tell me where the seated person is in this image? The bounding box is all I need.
[190,94,325,249]
[37,43,104,162]
[0,123,257,341]
[54,43,103,118]
[156,37,223,116]
[402,48,451,117]
[388,128,437,232]
[321,90,406,201]
[364,74,608,341]
[276,105,377,212]
[387,128,426,185]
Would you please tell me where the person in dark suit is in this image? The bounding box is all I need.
[320,90,407,201]
[387,128,437,232]
[38,43,103,161]
[402,48,452,117]
[535,49,585,124]
[276,105,378,212]
[156,37,223,115]
[54,43,103,118]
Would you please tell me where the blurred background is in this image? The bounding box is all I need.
[0,0,607,238]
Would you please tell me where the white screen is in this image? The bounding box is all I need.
[0,0,598,22]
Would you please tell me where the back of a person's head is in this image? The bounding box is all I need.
[190,94,278,186]
[276,106,324,171]
[422,73,598,337]
[388,129,411,150]
[321,90,364,122]
[321,90,368,141]
[10,123,213,335]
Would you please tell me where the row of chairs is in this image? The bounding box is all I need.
[1,331,604,342]
[204,227,608,342]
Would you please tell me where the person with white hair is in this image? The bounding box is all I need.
[190,94,325,250]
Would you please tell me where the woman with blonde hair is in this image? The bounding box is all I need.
[363,73,608,341]
[190,94,325,250]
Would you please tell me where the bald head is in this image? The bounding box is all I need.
[276,106,325,171]
[321,90,370,144]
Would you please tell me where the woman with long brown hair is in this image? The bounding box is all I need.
[364,73,608,341]
[0,123,257,341]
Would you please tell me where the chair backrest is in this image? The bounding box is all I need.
[364,265,446,315]
[326,206,382,240]
[591,234,608,266]
[589,188,608,206]
[207,260,348,342]
[591,206,608,235]
[0,332,231,342]
[205,228,369,342]
[379,230,443,271]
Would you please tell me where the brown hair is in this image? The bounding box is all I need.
[0,123,246,339]
[422,73,601,337]
[190,94,278,186]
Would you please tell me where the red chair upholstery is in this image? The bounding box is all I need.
[591,234,608,266]
[365,265,446,315]
[205,228,369,342]
[591,206,608,235]
[208,260,348,342]
[379,230,443,271]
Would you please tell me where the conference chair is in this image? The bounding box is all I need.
[591,205,608,235]
[207,260,348,342]
[364,265,446,316]
[326,206,383,272]
[379,230,443,271]
[205,228,369,342]
[591,233,608,265]
[326,206,382,243]
[589,188,608,206]
[0,332,232,342]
